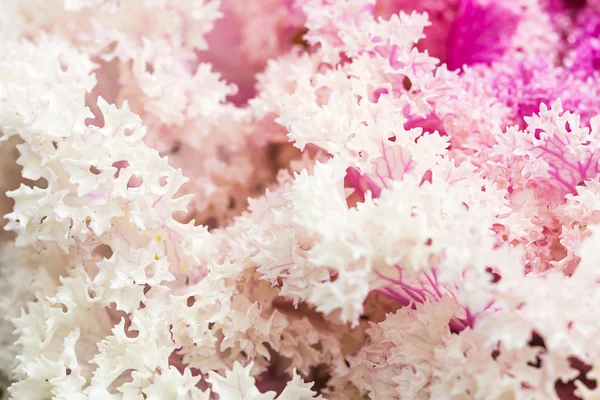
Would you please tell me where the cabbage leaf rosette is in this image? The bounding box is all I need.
[1,0,600,399]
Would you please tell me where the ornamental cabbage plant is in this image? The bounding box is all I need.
[1,0,600,399]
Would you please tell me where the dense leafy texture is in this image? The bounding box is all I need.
[1,0,600,399]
